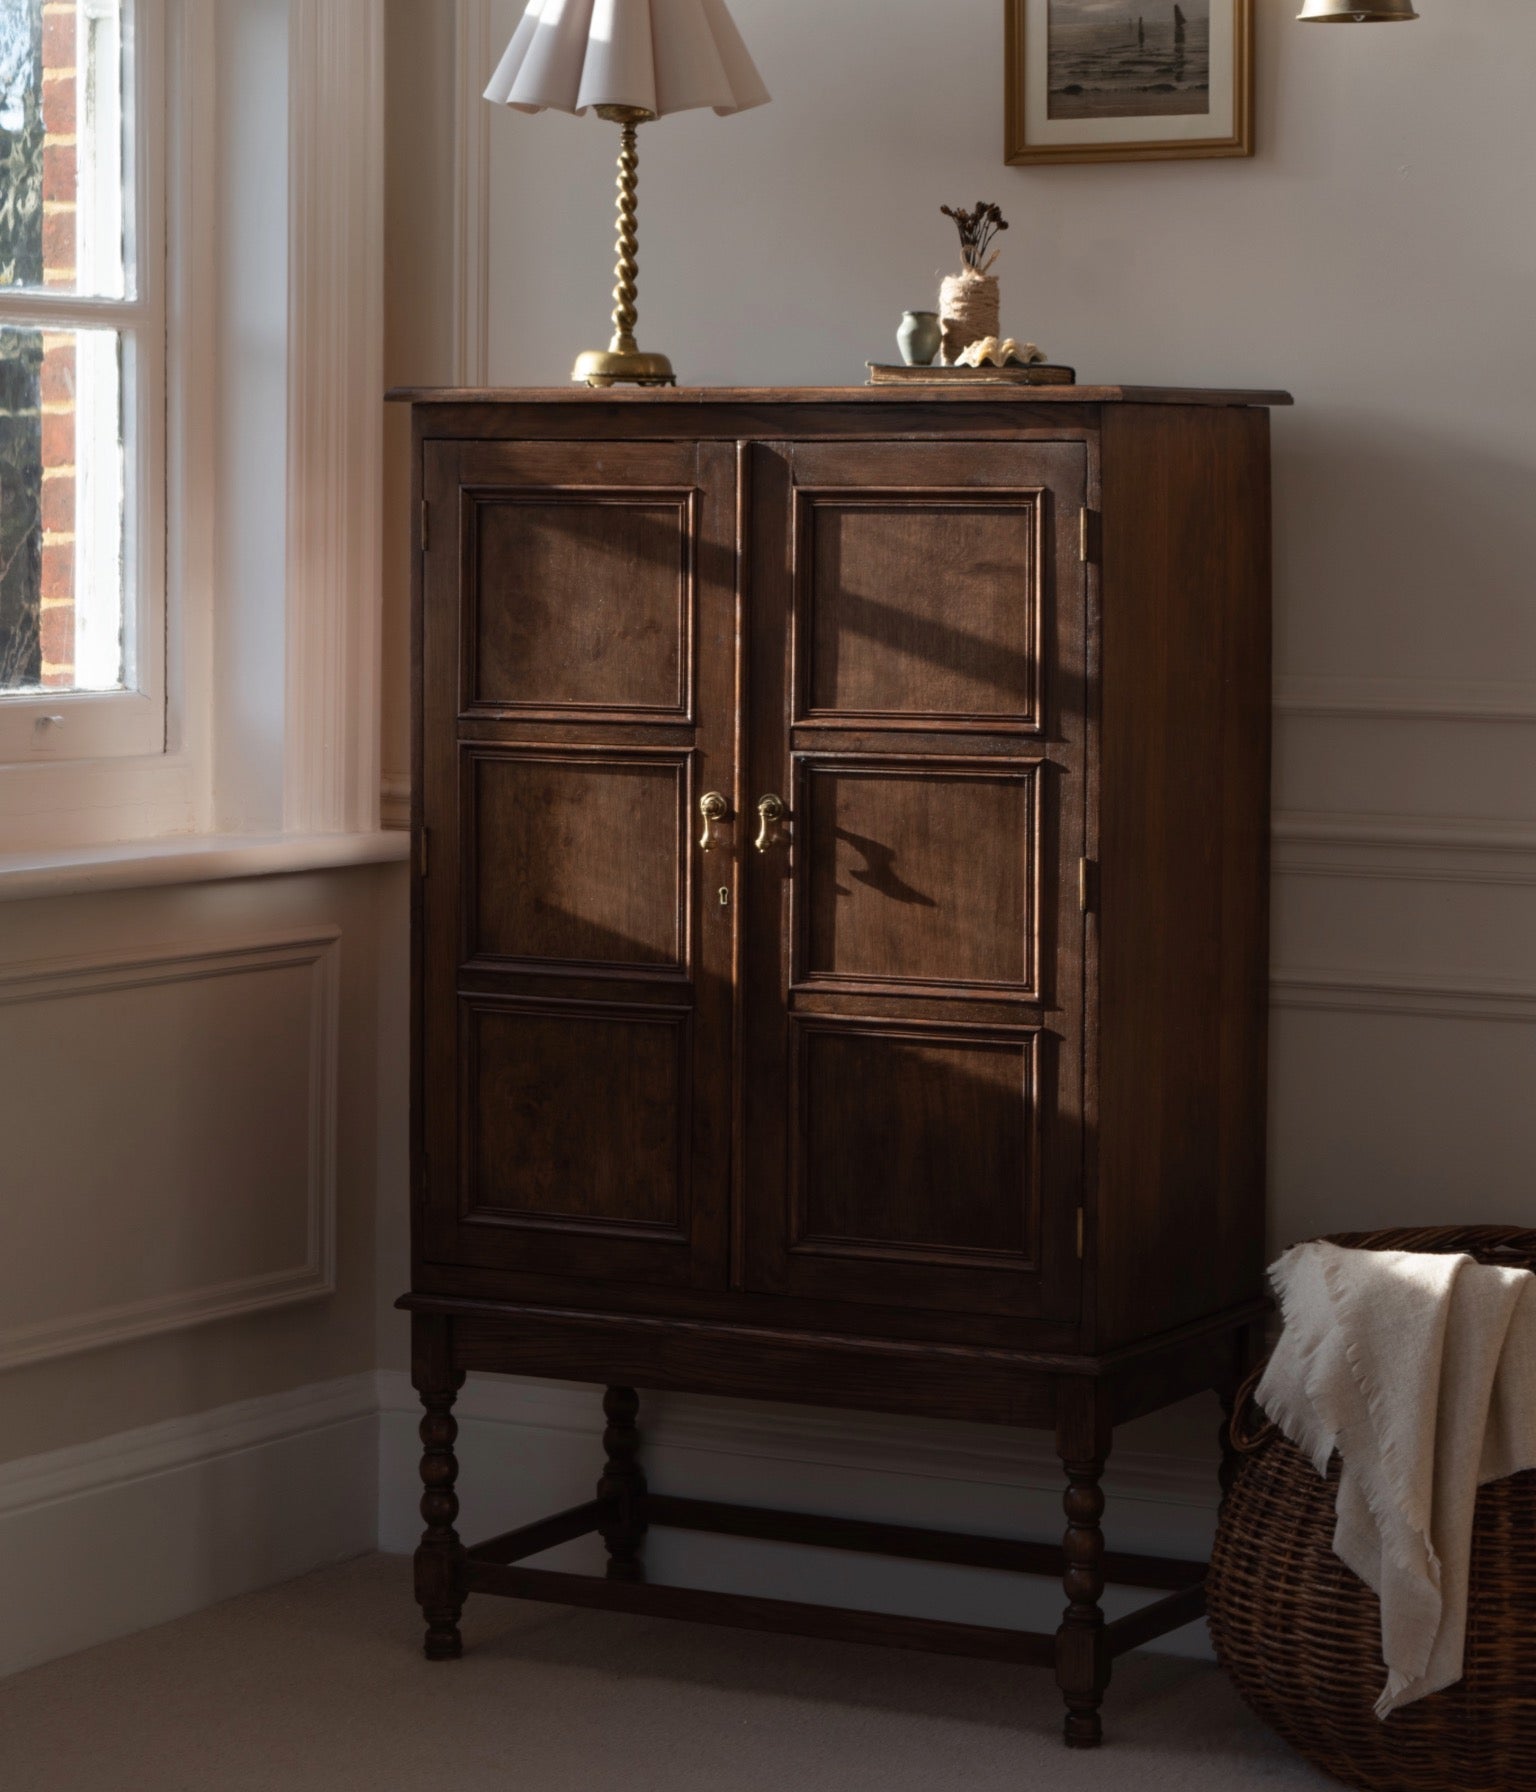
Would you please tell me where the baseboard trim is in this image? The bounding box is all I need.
[1,1370,1221,1681]
[0,1375,378,1679]
[0,1374,377,1520]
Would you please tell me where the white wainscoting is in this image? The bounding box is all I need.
[1270,968,1536,1249]
[0,929,340,1372]
[1274,677,1536,724]
[0,1375,377,1679]
[1273,811,1536,887]
[1269,684,1536,1241]
[1273,969,1536,1024]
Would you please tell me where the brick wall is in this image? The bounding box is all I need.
[39,0,74,688]
[0,0,45,690]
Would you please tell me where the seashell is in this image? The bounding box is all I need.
[954,337,1047,369]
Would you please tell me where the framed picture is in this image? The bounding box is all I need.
[1006,0,1254,166]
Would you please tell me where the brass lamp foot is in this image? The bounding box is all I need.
[573,347,676,389]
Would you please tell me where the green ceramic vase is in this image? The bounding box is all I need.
[897,310,942,368]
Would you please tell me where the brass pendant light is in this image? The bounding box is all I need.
[1298,1,1419,19]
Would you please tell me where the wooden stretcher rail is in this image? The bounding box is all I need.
[462,1560,1059,1665]
[646,1494,1206,1591]
[464,1499,611,1566]
[457,1495,1209,1671]
[1105,1585,1210,1657]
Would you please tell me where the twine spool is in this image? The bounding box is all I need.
[939,271,1001,365]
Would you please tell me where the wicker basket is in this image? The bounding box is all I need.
[1208,1226,1536,1792]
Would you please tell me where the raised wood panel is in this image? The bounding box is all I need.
[740,435,1087,1325]
[794,489,1044,732]
[460,998,689,1240]
[791,1021,1040,1270]
[463,488,695,722]
[420,436,738,1296]
[0,933,339,1372]
[796,757,1041,999]
[464,747,689,978]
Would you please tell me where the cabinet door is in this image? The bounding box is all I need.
[417,439,738,1290]
[741,440,1088,1320]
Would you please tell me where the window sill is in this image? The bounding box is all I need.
[0,829,410,904]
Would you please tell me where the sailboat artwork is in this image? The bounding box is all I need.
[1046,0,1213,121]
[1008,0,1251,166]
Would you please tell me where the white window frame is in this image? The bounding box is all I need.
[0,0,390,872]
[0,0,167,764]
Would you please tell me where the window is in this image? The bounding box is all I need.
[0,0,162,761]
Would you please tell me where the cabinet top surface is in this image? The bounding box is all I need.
[388,383,1293,409]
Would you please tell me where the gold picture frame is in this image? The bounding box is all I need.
[1006,0,1254,166]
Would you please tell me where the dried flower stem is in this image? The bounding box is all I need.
[941,200,1010,274]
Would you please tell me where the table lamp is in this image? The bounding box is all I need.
[485,0,770,387]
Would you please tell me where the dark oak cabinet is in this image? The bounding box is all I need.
[397,384,1287,1747]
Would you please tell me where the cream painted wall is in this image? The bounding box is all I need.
[478,0,1536,679]
[0,868,396,1466]
[467,0,1536,1254]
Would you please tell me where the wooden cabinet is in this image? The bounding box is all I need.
[398,384,1288,1748]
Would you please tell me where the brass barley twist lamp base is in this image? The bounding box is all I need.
[483,0,768,389]
[574,106,677,388]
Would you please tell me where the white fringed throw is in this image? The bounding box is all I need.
[1259,1242,1536,1717]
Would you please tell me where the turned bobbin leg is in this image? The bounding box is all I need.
[597,1386,648,1582]
[413,1317,467,1660]
[1055,1388,1111,1750]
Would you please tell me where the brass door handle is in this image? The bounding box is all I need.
[755,794,786,854]
[699,792,729,852]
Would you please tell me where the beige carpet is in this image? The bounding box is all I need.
[0,1555,1334,1790]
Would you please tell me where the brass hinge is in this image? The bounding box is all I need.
[421,498,430,551]
[1078,857,1096,913]
[1079,506,1098,564]
[1077,1208,1086,1260]
[417,827,429,878]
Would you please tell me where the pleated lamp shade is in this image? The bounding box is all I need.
[485,0,771,118]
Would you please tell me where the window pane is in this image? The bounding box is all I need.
[0,0,129,299]
[0,322,124,693]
